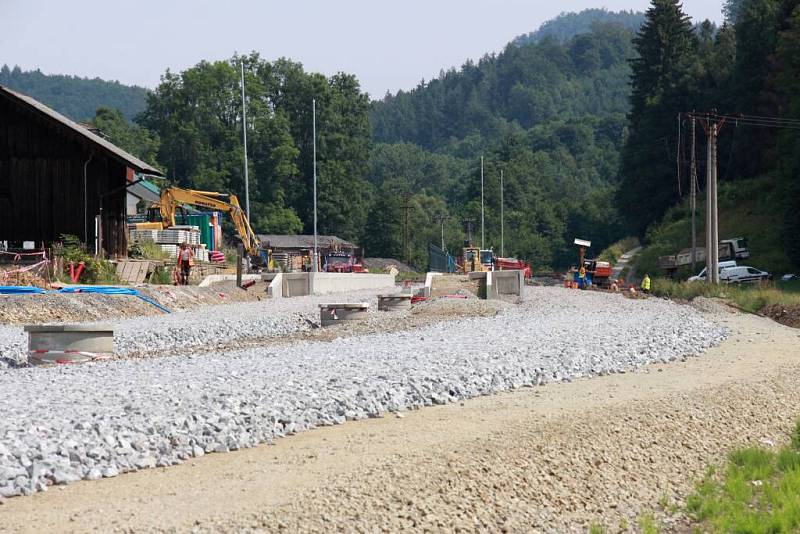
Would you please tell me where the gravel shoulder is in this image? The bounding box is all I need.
[2,298,795,532]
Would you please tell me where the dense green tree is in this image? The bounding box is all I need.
[90,107,159,165]
[617,0,696,236]
[138,54,372,241]
[774,3,800,265]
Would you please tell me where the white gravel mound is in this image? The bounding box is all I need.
[0,290,383,368]
[0,287,727,498]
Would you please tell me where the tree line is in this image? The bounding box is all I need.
[618,0,800,265]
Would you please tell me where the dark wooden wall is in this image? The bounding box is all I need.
[0,94,128,256]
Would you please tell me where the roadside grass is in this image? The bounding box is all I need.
[651,278,800,313]
[686,421,800,533]
[597,237,641,264]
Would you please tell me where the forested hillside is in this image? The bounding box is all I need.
[367,18,637,268]
[513,9,645,46]
[0,65,148,121]
[12,3,795,274]
[619,0,800,274]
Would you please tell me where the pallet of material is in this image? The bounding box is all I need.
[115,260,156,284]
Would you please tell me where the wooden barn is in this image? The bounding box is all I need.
[0,85,163,257]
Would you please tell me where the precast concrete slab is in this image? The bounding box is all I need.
[319,303,370,326]
[377,294,412,311]
[24,324,115,364]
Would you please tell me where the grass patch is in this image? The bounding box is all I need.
[650,278,800,313]
[597,236,641,264]
[686,420,800,533]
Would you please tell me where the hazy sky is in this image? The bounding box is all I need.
[1,0,723,98]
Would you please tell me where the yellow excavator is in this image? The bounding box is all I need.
[134,187,268,269]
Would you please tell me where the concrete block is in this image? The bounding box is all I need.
[24,324,115,364]
[311,273,395,295]
[377,294,412,311]
[319,303,369,326]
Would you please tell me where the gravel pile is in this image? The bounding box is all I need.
[0,289,384,368]
[0,287,727,498]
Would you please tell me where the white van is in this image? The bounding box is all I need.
[688,261,737,282]
[722,266,771,284]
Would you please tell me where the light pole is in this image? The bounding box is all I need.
[500,169,504,258]
[312,98,318,272]
[240,60,250,221]
[480,155,485,250]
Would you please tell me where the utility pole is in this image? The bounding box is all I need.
[461,218,475,247]
[240,60,250,222]
[500,169,504,258]
[312,98,318,272]
[480,155,485,250]
[695,113,726,284]
[401,192,412,265]
[690,115,698,271]
[433,214,449,252]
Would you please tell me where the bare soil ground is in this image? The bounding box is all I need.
[2,305,798,532]
[762,302,800,329]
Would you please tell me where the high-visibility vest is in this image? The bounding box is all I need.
[642,276,651,290]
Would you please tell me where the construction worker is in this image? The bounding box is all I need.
[579,265,587,290]
[641,273,651,294]
[178,242,194,285]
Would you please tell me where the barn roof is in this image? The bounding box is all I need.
[258,234,357,249]
[0,85,163,176]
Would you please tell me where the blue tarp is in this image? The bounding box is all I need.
[0,285,171,313]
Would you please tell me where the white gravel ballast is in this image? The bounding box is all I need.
[0,287,727,498]
[0,289,385,368]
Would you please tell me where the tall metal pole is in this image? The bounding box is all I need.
[312,98,318,272]
[240,61,250,221]
[500,169,504,258]
[690,116,697,271]
[480,156,485,250]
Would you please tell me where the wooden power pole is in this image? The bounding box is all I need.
[690,115,698,271]
[401,192,412,265]
[433,214,449,252]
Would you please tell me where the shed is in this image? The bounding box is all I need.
[0,85,163,257]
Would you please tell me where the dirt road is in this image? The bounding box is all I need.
[2,304,799,532]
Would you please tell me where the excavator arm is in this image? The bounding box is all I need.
[158,187,263,261]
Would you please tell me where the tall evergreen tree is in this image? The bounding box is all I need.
[774,2,800,264]
[617,0,696,236]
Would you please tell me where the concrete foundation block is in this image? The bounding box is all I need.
[24,324,115,364]
[319,303,369,326]
[377,294,412,311]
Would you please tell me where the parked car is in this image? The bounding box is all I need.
[687,261,737,282]
[721,266,771,284]
[781,273,798,282]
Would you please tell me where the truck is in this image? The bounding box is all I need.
[496,257,532,279]
[323,252,364,273]
[657,237,750,273]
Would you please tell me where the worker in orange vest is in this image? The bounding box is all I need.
[178,243,194,286]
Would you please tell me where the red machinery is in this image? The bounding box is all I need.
[496,257,532,279]
[584,259,612,287]
[323,252,364,273]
